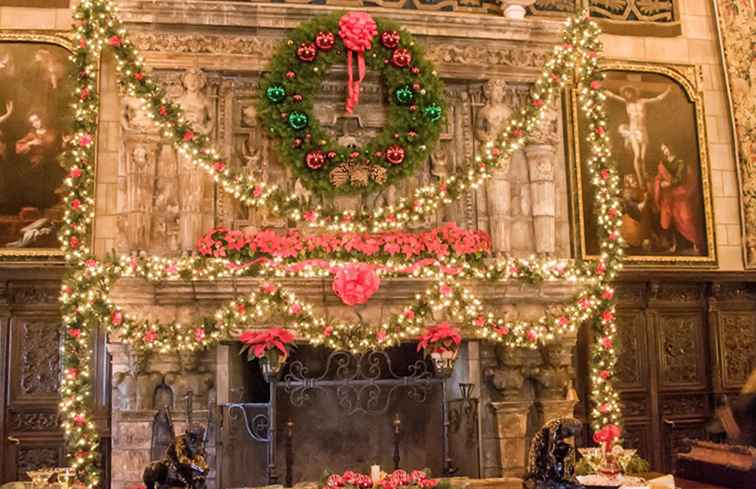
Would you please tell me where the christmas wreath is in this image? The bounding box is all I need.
[258,12,445,195]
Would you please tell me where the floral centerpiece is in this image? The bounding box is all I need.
[322,469,438,489]
[417,323,462,377]
[239,327,295,381]
[332,263,381,306]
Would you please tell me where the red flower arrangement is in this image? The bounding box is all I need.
[332,263,381,306]
[322,469,437,489]
[417,322,461,356]
[593,423,622,452]
[196,223,490,264]
[239,328,295,361]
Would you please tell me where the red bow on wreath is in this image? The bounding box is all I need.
[339,12,378,113]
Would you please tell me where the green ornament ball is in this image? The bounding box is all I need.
[423,103,443,122]
[266,85,286,104]
[288,111,309,130]
[394,85,414,105]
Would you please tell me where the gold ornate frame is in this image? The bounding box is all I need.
[0,32,95,262]
[568,60,718,267]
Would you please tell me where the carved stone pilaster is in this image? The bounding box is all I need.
[525,143,556,255]
[536,399,578,427]
[490,401,532,477]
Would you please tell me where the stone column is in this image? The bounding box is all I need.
[486,168,512,254]
[525,144,556,255]
[537,399,578,426]
[490,401,532,477]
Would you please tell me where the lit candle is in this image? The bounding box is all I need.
[370,465,381,483]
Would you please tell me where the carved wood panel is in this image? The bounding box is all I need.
[10,320,62,401]
[622,421,653,463]
[15,445,64,480]
[8,411,58,432]
[656,312,706,390]
[615,310,647,391]
[717,312,756,390]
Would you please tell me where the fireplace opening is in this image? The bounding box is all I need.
[219,343,479,489]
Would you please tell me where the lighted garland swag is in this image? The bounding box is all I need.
[258,13,445,195]
[60,2,622,486]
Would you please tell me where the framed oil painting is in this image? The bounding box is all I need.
[570,62,716,266]
[0,34,77,260]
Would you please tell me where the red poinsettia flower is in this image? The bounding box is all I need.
[417,322,462,354]
[239,328,295,360]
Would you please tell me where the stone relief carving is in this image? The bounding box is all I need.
[473,79,560,255]
[21,322,60,396]
[117,67,217,254]
[716,1,756,267]
[589,0,675,22]
[485,342,574,401]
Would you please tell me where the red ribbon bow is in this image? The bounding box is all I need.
[338,12,378,113]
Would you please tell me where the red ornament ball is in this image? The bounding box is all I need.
[385,145,406,165]
[326,151,337,160]
[293,138,303,148]
[409,105,417,113]
[410,66,420,75]
[412,82,422,92]
[286,71,297,80]
[350,151,361,159]
[391,48,412,68]
[374,151,384,158]
[304,133,312,141]
[407,130,417,138]
[305,150,326,170]
[292,94,303,103]
[297,42,317,62]
[380,31,401,49]
[315,31,336,51]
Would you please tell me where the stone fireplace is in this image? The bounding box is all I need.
[107,278,579,489]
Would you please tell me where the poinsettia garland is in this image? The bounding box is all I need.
[59,2,622,487]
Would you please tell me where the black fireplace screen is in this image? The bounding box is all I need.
[218,345,477,488]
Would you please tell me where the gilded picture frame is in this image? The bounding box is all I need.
[569,61,717,267]
[0,32,92,262]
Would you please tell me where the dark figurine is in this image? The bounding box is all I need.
[143,423,209,489]
[525,417,584,489]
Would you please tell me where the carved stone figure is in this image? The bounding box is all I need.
[175,67,214,250]
[535,345,572,399]
[525,417,583,489]
[125,144,156,250]
[113,371,137,411]
[476,79,513,253]
[165,351,214,408]
[122,95,158,134]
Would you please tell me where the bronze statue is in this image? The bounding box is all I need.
[143,422,209,489]
[525,417,584,489]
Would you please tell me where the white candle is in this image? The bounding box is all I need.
[370,465,381,483]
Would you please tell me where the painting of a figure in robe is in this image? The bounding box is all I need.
[0,40,73,255]
[572,65,716,265]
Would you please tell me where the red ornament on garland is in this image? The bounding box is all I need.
[412,82,422,92]
[297,42,317,62]
[410,66,420,75]
[292,94,303,103]
[385,145,406,165]
[315,31,336,51]
[409,105,417,113]
[306,150,326,170]
[286,71,297,80]
[326,151,337,160]
[293,138,303,148]
[380,31,401,49]
[391,48,412,68]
